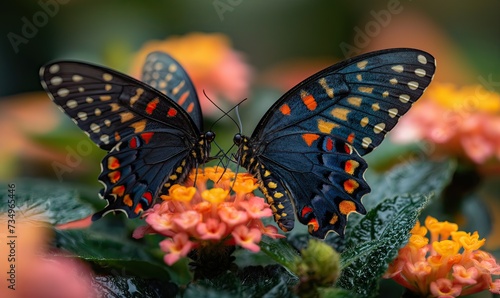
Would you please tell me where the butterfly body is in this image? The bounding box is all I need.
[40,52,214,220]
[234,48,436,238]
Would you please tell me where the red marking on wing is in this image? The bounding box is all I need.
[187,102,194,113]
[178,90,190,105]
[301,206,314,217]
[302,133,320,147]
[325,137,334,151]
[344,160,359,175]
[145,98,160,115]
[302,94,317,111]
[280,104,291,115]
[142,191,153,204]
[344,144,352,154]
[167,107,177,117]
[141,132,154,144]
[108,156,120,170]
[129,137,138,149]
[108,171,121,184]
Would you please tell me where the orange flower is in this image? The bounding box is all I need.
[385,216,500,297]
[130,32,252,115]
[133,167,283,265]
[392,83,500,164]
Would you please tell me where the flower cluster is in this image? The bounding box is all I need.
[133,167,283,265]
[384,216,500,297]
[392,83,500,164]
[130,32,252,116]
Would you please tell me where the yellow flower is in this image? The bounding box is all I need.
[202,188,229,204]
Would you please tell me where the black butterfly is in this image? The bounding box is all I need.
[233,48,436,238]
[40,51,215,220]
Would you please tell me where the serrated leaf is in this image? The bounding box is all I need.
[0,179,93,225]
[259,237,300,270]
[337,194,431,297]
[184,265,297,298]
[93,275,178,298]
[55,229,171,280]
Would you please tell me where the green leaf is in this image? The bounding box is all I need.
[93,275,178,298]
[0,179,93,225]
[363,159,455,211]
[259,237,301,270]
[54,229,172,280]
[183,265,297,298]
[336,194,430,297]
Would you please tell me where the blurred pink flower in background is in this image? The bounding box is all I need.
[130,32,252,115]
[392,83,500,165]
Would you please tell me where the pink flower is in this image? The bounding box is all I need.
[132,167,279,266]
[231,225,262,253]
[430,278,462,298]
[392,83,500,165]
[197,218,227,240]
[239,196,273,218]
[159,233,195,266]
[452,265,479,285]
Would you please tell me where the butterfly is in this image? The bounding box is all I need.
[40,51,215,220]
[233,48,436,238]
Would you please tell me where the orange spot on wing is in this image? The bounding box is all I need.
[301,206,314,217]
[347,133,355,144]
[280,104,291,115]
[108,156,120,170]
[167,107,177,117]
[330,214,339,225]
[307,218,319,232]
[339,200,356,215]
[134,202,144,214]
[343,179,359,194]
[123,194,133,207]
[145,98,160,115]
[108,171,121,183]
[141,132,154,144]
[302,133,320,147]
[344,160,360,175]
[187,102,194,113]
[302,94,317,111]
[114,131,121,141]
[112,185,125,197]
[178,91,190,105]
[130,120,147,133]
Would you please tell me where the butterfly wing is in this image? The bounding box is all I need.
[141,51,203,129]
[240,48,436,238]
[40,61,208,219]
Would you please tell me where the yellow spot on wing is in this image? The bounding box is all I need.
[120,112,134,123]
[318,119,338,134]
[347,97,362,107]
[358,86,373,94]
[172,80,185,95]
[318,78,334,98]
[357,60,368,69]
[110,103,120,112]
[130,88,144,105]
[360,117,369,127]
[331,108,350,121]
[130,120,147,133]
[371,103,380,111]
